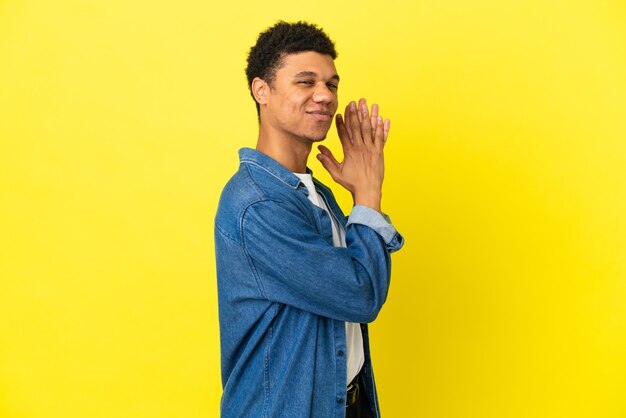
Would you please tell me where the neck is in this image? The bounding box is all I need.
[256,126,312,174]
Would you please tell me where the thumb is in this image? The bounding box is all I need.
[316,146,342,180]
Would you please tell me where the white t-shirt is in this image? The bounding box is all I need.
[293,172,365,385]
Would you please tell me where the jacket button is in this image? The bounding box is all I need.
[337,398,344,405]
[337,350,344,356]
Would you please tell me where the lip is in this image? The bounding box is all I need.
[307,111,333,121]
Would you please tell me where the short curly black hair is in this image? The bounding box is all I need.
[246,21,338,117]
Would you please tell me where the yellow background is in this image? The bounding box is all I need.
[1,0,625,417]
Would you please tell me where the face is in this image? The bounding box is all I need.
[258,51,339,143]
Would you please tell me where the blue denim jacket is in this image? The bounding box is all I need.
[214,148,404,417]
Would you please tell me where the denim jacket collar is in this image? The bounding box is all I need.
[239,147,315,195]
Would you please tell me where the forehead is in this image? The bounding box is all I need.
[277,51,338,78]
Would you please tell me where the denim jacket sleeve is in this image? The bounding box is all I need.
[241,199,404,324]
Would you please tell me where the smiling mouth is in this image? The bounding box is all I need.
[307,111,333,121]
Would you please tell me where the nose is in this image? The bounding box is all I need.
[312,82,335,104]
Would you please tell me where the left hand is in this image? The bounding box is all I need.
[316,98,391,212]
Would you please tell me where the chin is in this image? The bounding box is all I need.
[305,128,331,142]
[305,134,328,143]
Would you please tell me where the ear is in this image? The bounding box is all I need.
[251,77,268,105]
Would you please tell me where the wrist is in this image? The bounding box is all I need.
[353,190,382,213]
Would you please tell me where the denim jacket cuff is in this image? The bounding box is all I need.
[347,205,404,251]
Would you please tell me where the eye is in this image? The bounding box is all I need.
[327,83,338,91]
[298,80,315,86]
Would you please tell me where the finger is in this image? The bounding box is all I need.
[359,100,373,144]
[383,119,391,143]
[356,98,366,123]
[334,114,352,149]
[374,115,384,149]
[370,103,379,131]
[316,146,342,180]
[317,145,342,167]
[348,101,364,146]
[343,103,353,143]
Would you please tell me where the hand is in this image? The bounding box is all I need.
[316,98,391,213]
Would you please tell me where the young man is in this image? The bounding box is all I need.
[214,21,404,417]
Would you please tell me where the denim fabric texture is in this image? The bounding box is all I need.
[214,148,404,417]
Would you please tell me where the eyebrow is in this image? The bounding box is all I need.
[294,71,340,82]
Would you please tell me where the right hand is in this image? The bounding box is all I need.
[316,98,391,213]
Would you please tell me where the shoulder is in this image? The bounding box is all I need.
[215,164,311,242]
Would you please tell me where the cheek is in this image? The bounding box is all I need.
[278,91,301,109]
